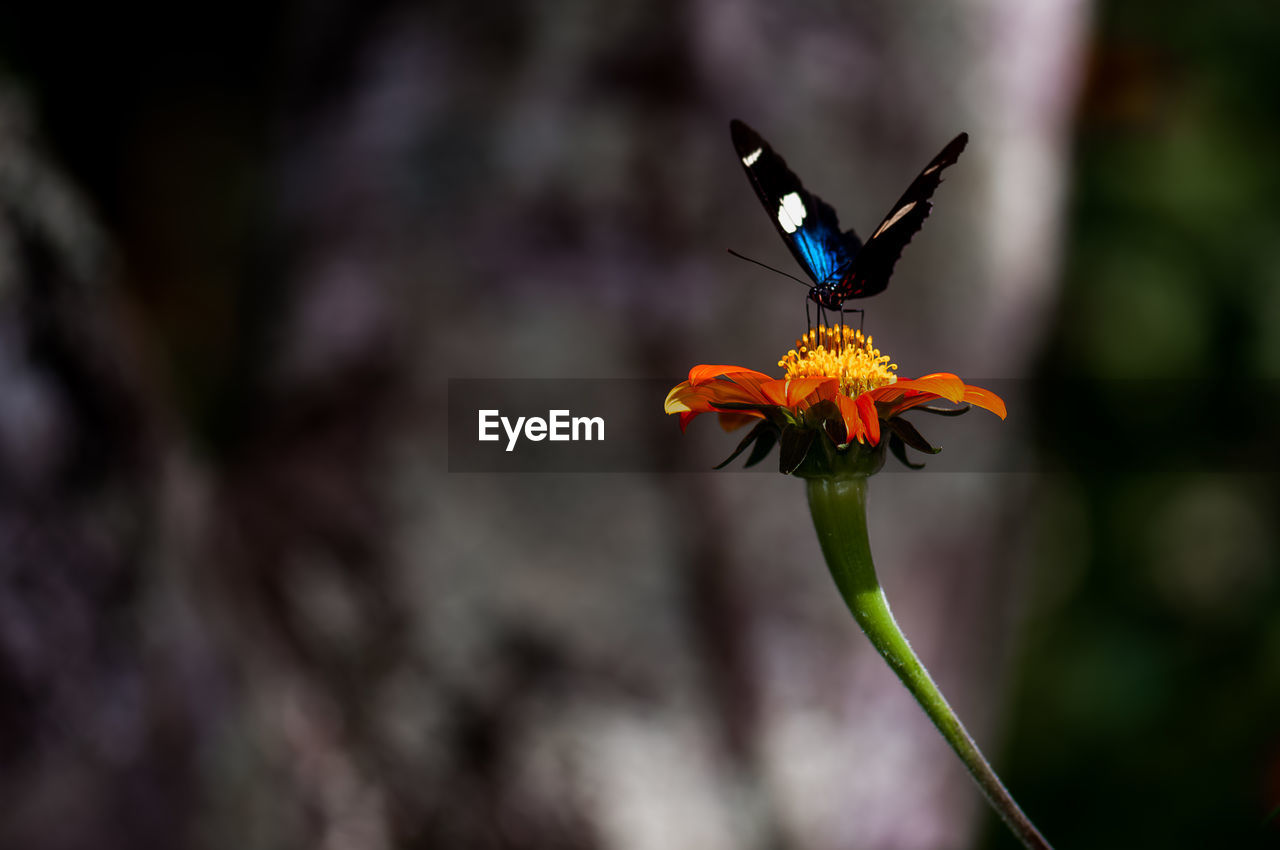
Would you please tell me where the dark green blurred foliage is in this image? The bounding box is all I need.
[994,2,1280,847]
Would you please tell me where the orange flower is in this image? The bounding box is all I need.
[664,326,1005,472]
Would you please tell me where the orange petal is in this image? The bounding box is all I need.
[783,377,834,408]
[865,375,1008,422]
[717,412,760,432]
[757,379,791,407]
[880,393,944,419]
[836,395,867,444]
[666,383,749,430]
[857,393,881,445]
[963,385,1007,420]
[755,376,829,409]
[688,364,774,386]
[665,382,722,415]
[893,373,966,403]
[724,371,778,404]
[711,380,776,407]
[673,397,764,432]
[671,377,776,412]
[866,373,967,419]
[664,382,696,414]
[814,380,842,403]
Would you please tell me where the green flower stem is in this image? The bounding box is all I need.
[805,475,1052,850]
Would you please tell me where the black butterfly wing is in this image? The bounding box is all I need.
[827,132,968,301]
[730,119,860,286]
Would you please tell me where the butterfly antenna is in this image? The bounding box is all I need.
[726,249,811,288]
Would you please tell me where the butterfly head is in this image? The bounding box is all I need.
[807,287,848,311]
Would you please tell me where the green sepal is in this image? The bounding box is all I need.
[887,416,940,470]
[744,426,779,467]
[713,420,773,469]
[823,417,848,447]
[801,398,841,427]
[889,432,927,470]
[778,425,817,474]
[887,416,940,454]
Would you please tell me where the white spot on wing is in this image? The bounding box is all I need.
[922,164,941,175]
[777,192,807,234]
[872,201,917,238]
[742,147,762,167]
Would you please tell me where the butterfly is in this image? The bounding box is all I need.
[729,119,968,312]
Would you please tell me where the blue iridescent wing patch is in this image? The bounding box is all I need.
[730,119,859,286]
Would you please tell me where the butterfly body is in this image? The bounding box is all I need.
[729,120,967,311]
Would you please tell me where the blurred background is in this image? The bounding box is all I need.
[1,0,1278,848]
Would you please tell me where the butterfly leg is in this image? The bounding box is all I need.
[840,307,865,335]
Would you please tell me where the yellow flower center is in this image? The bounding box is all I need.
[778,325,898,398]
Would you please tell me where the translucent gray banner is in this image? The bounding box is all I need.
[446,378,1279,474]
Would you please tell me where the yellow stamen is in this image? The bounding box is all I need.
[778,325,898,398]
